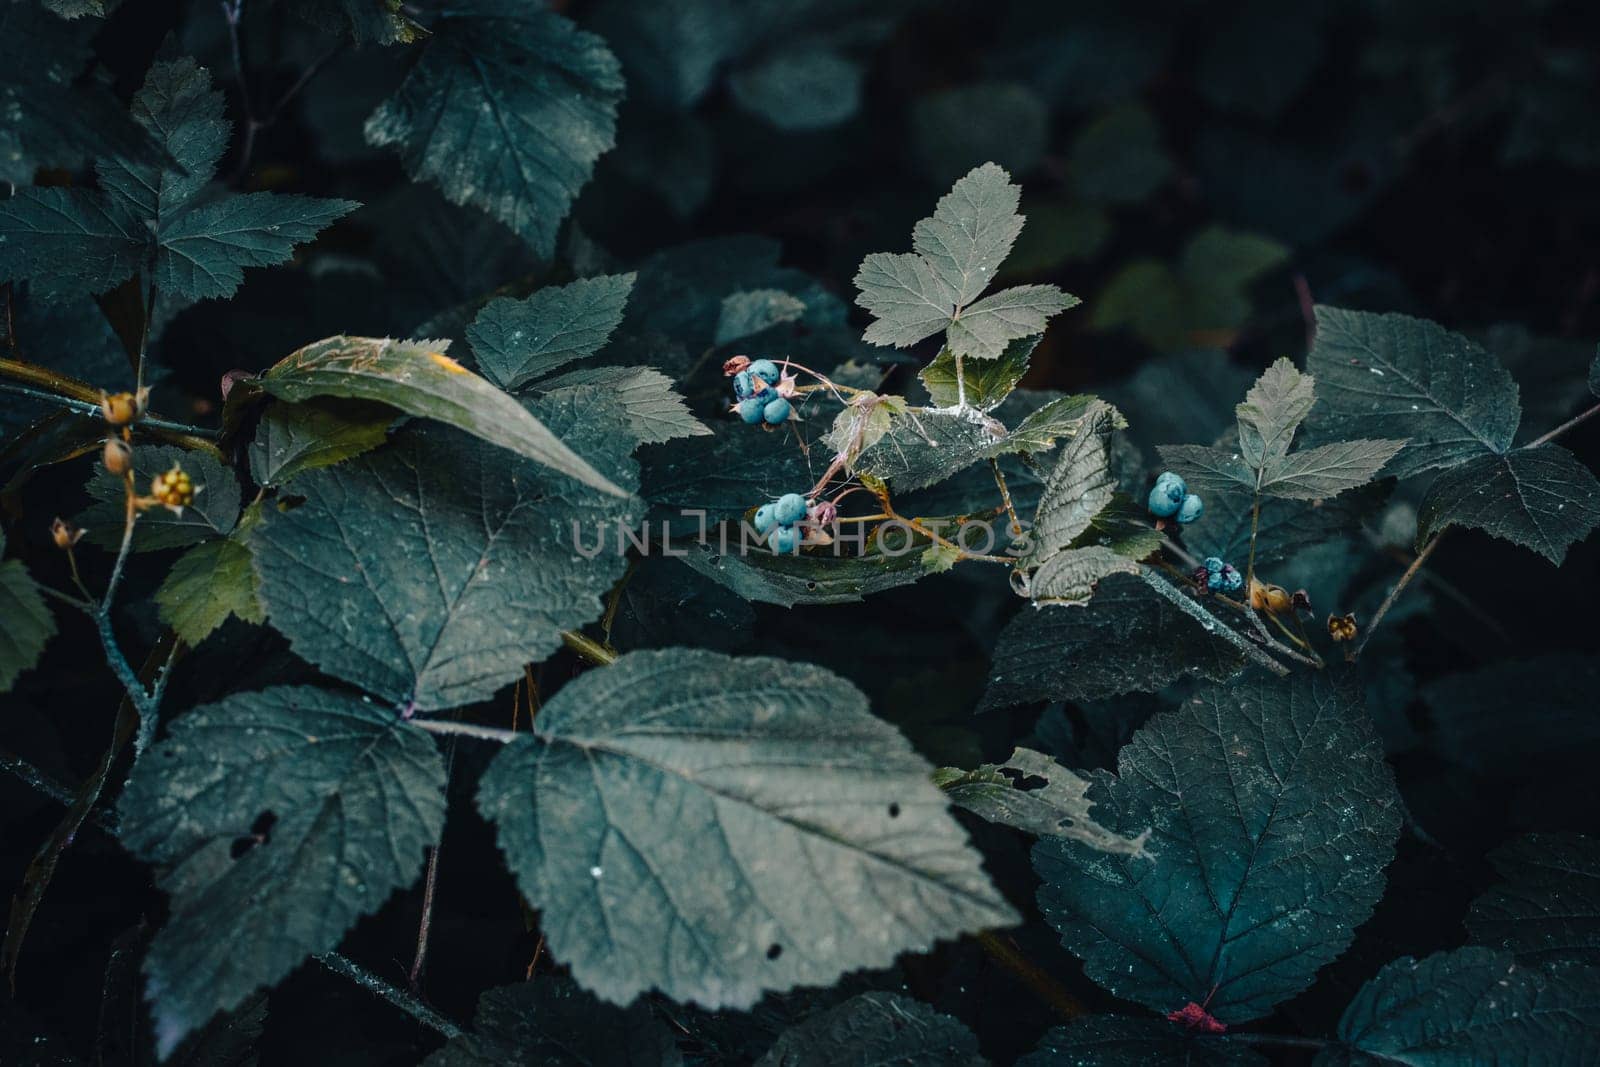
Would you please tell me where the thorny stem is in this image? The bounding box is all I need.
[1351,535,1441,661]
[315,953,463,1040]
[974,932,1085,1020]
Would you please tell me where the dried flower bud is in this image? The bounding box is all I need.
[808,499,838,528]
[1249,577,1293,616]
[50,517,84,549]
[1291,589,1313,614]
[150,464,195,511]
[102,436,133,476]
[722,355,751,376]
[1328,613,1358,642]
[99,388,149,426]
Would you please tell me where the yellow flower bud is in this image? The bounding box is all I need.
[99,387,149,426]
[1248,577,1294,616]
[1327,613,1359,642]
[50,517,84,549]
[150,464,195,510]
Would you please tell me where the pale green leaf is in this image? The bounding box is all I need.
[364,3,624,256]
[1155,443,1256,494]
[920,336,1036,411]
[536,365,711,445]
[252,409,639,712]
[715,288,806,346]
[946,284,1077,361]
[1415,444,1600,564]
[155,537,265,647]
[911,161,1025,307]
[0,559,55,692]
[1334,948,1600,1065]
[117,686,447,1057]
[1023,546,1141,606]
[477,648,1017,1009]
[677,540,948,608]
[1036,670,1401,1023]
[257,336,626,497]
[755,993,983,1067]
[854,252,958,349]
[247,399,393,487]
[1022,402,1117,563]
[1236,357,1314,468]
[1307,307,1521,477]
[935,747,1150,856]
[994,393,1121,457]
[1258,437,1405,500]
[466,274,637,391]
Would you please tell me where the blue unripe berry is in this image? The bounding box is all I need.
[754,503,777,534]
[1204,556,1225,574]
[1177,493,1204,524]
[762,396,792,424]
[770,525,801,553]
[1207,571,1225,592]
[737,397,765,424]
[1148,484,1181,518]
[733,370,757,400]
[749,359,781,385]
[1222,567,1244,593]
[774,493,808,525]
[1155,471,1187,501]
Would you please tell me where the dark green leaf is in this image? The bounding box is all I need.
[947,285,1077,362]
[253,410,639,712]
[364,3,624,257]
[677,539,948,608]
[1068,104,1172,205]
[477,648,1016,1009]
[155,536,265,647]
[1236,358,1314,469]
[1021,402,1116,564]
[1468,833,1600,966]
[118,686,447,1057]
[1035,670,1401,1023]
[423,978,682,1066]
[0,188,144,302]
[536,366,711,445]
[1155,444,1255,495]
[257,336,627,497]
[1421,654,1600,777]
[856,408,1004,492]
[729,47,864,132]
[291,0,424,45]
[979,571,1247,710]
[1415,444,1600,564]
[855,252,959,350]
[1019,1017,1266,1066]
[715,288,807,346]
[81,443,242,553]
[641,420,813,527]
[466,274,637,391]
[754,992,984,1067]
[920,337,1036,411]
[1259,438,1405,500]
[1333,948,1600,1065]
[1184,482,1389,570]
[247,399,393,487]
[1307,307,1521,477]
[0,558,54,692]
[935,747,1149,856]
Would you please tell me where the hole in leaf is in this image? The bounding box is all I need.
[232,810,278,858]
[887,803,901,818]
[250,810,278,838]
[277,494,307,512]
[766,943,783,960]
[999,768,1048,792]
[805,581,818,591]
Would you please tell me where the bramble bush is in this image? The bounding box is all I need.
[3,1,1600,1063]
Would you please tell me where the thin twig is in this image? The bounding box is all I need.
[561,630,617,666]
[1525,400,1600,449]
[990,458,1021,537]
[0,383,217,440]
[414,720,521,744]
[974,931,1085,1020]
[409,736,456,990]
[1351,535,1441,660]
[315,953,463,1040]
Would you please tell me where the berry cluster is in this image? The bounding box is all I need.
[753,492,810,553]
[731,358,794,425]
[1196,556,1244,594]
[150,464,195,511]
[1147,471,1203,525]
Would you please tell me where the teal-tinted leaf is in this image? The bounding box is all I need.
[1021,402,1116,563]
[676,540,948,608]
[536,366,710,445]
[1156,444,1255,494]
[291,0,424,45]
[1468,833,1600,966]
[1307,307,1521,477]
[1236,358,1314,469]
[0,188,144,302]
[754,993,983,1067]
[935,747,1149,856]
[364,3,624,257]
[1105,349,1255,454]
[980,571,1247,710]
[477,649,1016,1009]
[1415,444,1600,564]
[1332,948,1600,1065]
[0,559,55,692]
[423,978,682,1066]
[729,48,863,132]
[247,399,393,487]
[155,536,265,647]
[466,274,637,391]
[1035,670,1401,1023]
[1020,1017,1266,1066]
[855,252,959,349]
[1024,546,1140,606]
[117,686,447,1057]
[912,162,1025,308]
[641,420,813,526]
[153,192,358,302]
[81,443,242,553]
[257,336,626,496]
[1184,482,1389,570]
[855,408,1004,492]
[253,412,640,712]
[1068,104,1173,205]
[715,288,806,346]
[994,393,1117,457]
[586,0,738,111]
[1258,438,1405,500]
[947,285,1077,362]
[920,337,1036,412]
